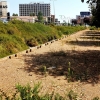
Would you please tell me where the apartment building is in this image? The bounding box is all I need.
[19,2,50,17]
[0,1,7,17]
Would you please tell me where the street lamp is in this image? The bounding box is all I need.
[50,0,56,23]
[50,0,56,15]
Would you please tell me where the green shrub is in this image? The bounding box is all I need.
[67,90,77,100]
[16,82,42,100]
[89,26,97,30]
[0,83,99,100]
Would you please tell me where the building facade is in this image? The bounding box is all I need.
[10,16,48,23]
[19,2,50,17]
[0,1,7,17]
[80,11,90,18]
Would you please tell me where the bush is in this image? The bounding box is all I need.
[26,38,38,47]
[0,83,78,100]
[0,83,99,100]
[89,26,97,30]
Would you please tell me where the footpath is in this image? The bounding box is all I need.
[0,29,100,99]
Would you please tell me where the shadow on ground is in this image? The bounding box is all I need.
[67,30,100,46]
[67,40,100,46]
[23,50,100,84]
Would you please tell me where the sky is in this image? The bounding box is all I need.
[6,0,89,22]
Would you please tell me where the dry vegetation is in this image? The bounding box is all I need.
[0,29,100,99]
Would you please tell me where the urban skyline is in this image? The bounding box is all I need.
[6,0,89,22]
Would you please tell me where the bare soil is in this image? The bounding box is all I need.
[0,29,100,99]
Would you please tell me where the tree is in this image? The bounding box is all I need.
[81,0,96,3]
[30,13,35,16]
[12,13,18,16]
[83,17,90,25]
[71,19,77,26]
[82,0,100,27]
[94,0,100,27]
[37,11,43,23]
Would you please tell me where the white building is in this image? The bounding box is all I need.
[19,2,50,17]
[10,16,48,23]
[11,16,37,23]
[0,1,7,17]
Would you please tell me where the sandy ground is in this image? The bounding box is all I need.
[0,29,100,99]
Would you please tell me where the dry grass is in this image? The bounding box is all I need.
[0,30,100,99]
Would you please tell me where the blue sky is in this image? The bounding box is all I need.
[7,0,89,22]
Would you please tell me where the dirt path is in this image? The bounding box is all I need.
[0,29,100,99]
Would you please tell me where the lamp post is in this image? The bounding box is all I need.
[50,0,56,15]
[50,0,56,23]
